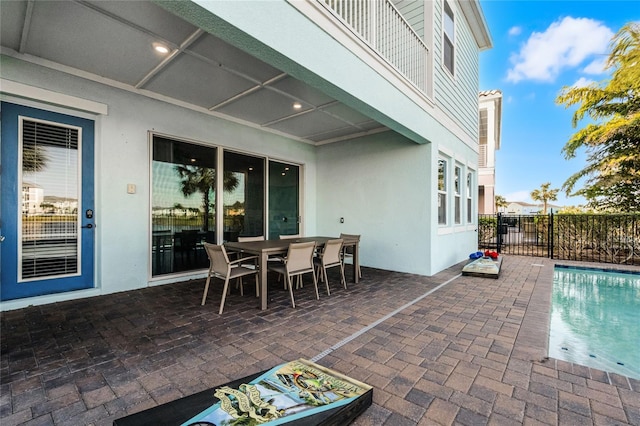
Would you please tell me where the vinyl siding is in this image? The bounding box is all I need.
[433,0,480,143]
[392,0,425,39]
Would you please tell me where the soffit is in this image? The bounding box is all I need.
[0,0,388,145]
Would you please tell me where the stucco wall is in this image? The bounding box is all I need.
[316,132,433,275]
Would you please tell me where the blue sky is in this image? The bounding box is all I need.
[478,0,639,207]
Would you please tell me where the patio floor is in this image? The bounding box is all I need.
[1,255,639,425]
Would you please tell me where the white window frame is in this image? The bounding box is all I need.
[466,171,474,224]
[454,164,462,225]
[438,157,448,225]
[442,0,455,76]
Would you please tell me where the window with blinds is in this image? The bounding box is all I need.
[20,118,81,280]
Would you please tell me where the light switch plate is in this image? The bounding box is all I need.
[127,183,136,194]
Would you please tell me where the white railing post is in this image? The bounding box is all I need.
[320,0,428,94]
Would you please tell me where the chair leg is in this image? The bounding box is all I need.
[238,277,244,296]
[255,275,259,298]
[323,267,331,296]
[311,270,320,300]
[219,277,230,314]
[287,275,296,308]
[201,273,212,305]
[340,263,347,289]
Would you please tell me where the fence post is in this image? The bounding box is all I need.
[497,212,503,253]
[549,213,554,259]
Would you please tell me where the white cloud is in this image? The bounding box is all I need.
[582,56,608,74]
[508,26,522,36]
[506,17,613,83]
[572,77,595,88]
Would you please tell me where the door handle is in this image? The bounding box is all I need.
[0,235,5,242]
[82,224,94,229]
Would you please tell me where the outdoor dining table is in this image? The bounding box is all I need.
[224,236,360,310]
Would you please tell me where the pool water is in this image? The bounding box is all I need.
[549,266,640,379]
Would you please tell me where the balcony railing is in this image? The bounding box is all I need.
[320,0,428,93]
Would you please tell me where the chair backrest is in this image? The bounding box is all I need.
[203,243,230,275]
[285,241,316,273]
[339,233,360,254]
[279,234,301,240]
[237,235,265,242]
[321,238,343,265]
[339,233,360,242]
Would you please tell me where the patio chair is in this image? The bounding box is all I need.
[275,234,301,284]
[237,236,265,242]
[233,236,266,297]
[268,241,318,308]
[340,233,361,278]
[279,234,301,240]
[201,243,259,314]
[313,238,346,295]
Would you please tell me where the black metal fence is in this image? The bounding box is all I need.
[478,213,640,266]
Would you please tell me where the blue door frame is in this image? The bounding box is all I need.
[1,102,95,301]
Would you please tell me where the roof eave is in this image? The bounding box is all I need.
[457,0,493,51]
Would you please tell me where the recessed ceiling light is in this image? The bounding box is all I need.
[292,102,302,109]
[153,43,170,54]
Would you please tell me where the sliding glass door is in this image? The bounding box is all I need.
[268,161,299,240]
[222,151,264,241]
[151,136,216,275]
[150,134,301,277]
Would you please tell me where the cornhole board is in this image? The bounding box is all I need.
[462,255,503,279]
[113,358,372,426]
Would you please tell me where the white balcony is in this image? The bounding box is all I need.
[319,0,429,94]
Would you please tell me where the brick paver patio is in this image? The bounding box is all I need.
[1,255,639,425]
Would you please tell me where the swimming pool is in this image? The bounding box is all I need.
[549,266,640,379]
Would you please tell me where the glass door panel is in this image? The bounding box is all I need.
[268,161,300,240]
[223,151,264,242]
[151,136,216,276]
[21,119,80,280]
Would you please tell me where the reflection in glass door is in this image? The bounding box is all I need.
[223,151,264,241]
[268,161,300,240]
[151,136,216,276]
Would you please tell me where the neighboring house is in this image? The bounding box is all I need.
[499,201,563,215]
[0,0,492,308]
[477,90,502,214]
[21,183,44,214]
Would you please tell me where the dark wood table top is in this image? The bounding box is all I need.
[225,236,357,254]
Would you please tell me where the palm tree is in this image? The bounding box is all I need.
[531,182,559,214]
[23,145,50,172]
[172,203,185,216]
[494,195,508,212]
[175,166,239,232]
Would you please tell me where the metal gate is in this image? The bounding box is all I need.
[478,213,640,266]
